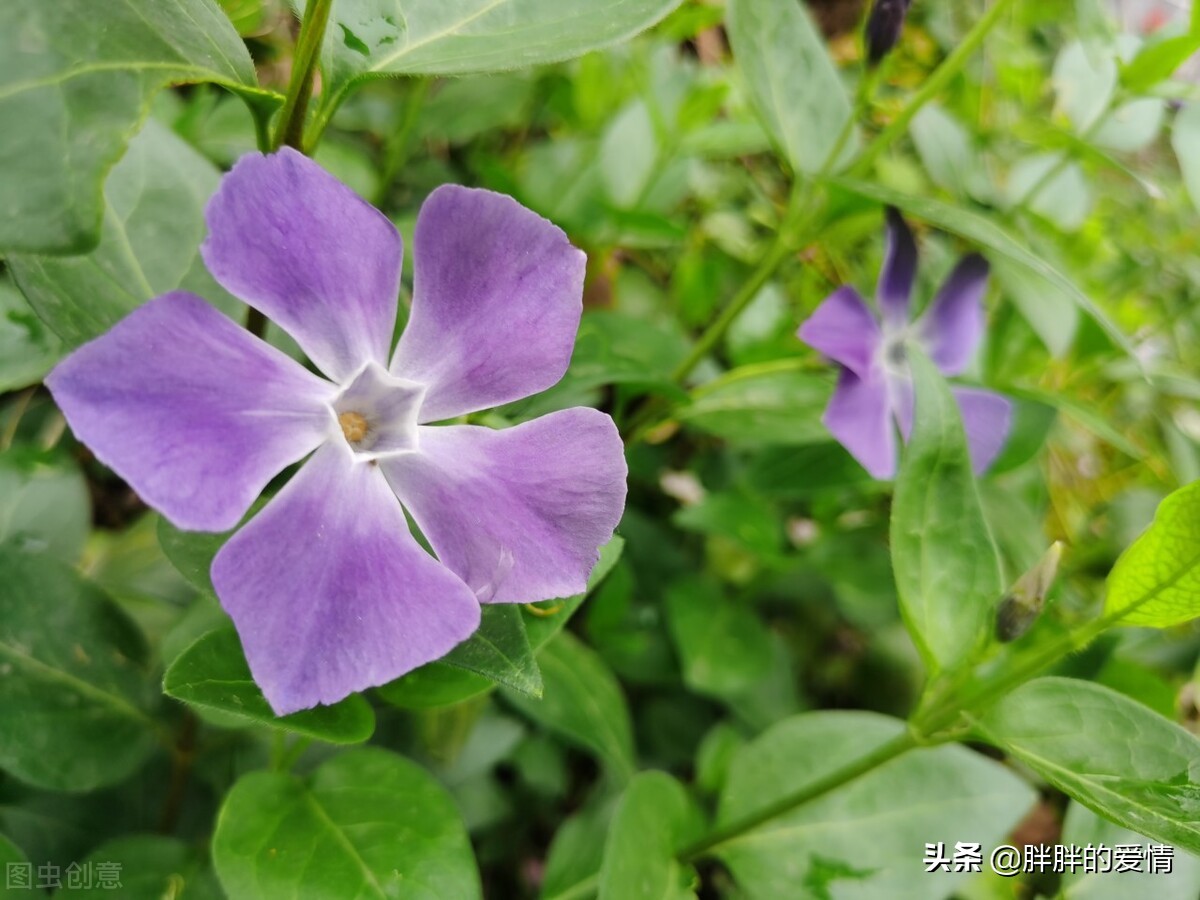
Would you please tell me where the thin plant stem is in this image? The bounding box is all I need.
[273,0,335,152]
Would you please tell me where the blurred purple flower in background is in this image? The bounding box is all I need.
[797,208,1011,479]
[47,149,627,715]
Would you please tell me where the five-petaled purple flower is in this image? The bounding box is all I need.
[47,149,628,715]
[797,208,1012,479]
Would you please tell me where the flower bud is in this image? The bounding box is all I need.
[865,0,913,67]
[995,542,1065,642]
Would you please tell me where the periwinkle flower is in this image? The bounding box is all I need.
[865,0,913,66]
[47,149,628,715]
[797,208,1012,479]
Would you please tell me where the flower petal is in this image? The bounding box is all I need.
[952,386,1013,474]
[211,443,482,715]
[823,368,898,479]
[381,408,627,604]
[200,148,401,383]
[918,253,989,376]
[796,286,882,378]
[391,185,586,422]
[45,292,335,532]
[878,206,918,325]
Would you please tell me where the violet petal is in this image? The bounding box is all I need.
[45,293,335,532]
[391,185,586,423]
[201,148,401,383]
[211,443,482,715]
[796,286,882,379]
[952,386,1013,474]
[381,408,627,604]
[918,253,990,376]
[823,368,898,479]
[878,207,918,326]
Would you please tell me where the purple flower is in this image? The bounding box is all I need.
[864,0,913,66]
[797,208,1012,479]
[47,149,628,715]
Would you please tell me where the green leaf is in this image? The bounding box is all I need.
[716,711,1036,900]
[909,103,990,201]
[442,605,542,697]
[163,627,375,744]
[0,448,89,563]
[379,536,623,709]
[977,678,1200,854]
[543,794,618,900]
[830,177,1135,358]
[0,275,61,392]
[213,747,481,899]
[1172,103,1200,217]
[726,0,853,174]
[676,362,832,447]
[311,0,681,135]
[503,632,635,782]
[62,834,220,899]
[664,577,774,700]
[1121,34,1200,92]
[8,119,244,349]
[891,351,1003,672]
[0,547,158,791]
[0,0,261,254]
[1105,480,1200,627]
[1060,803,1200,899]
[599,772,699,900]
[0,834,30,898]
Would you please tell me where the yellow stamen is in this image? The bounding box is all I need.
[339,411,369,444]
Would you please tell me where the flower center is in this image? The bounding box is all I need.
[338,411,370,445]
[330,362,426,460]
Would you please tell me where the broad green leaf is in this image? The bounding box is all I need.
[716,712,1036,900]
[0,0,262,254]
[726,0,853,174]
[0,547,158,791]
[978,678,1200,853]
[664,577,774,699]
[213,747,481,899]
[220,0,266,36]
[157,517,226,595]
[1105,480,1200,627]
[163,627,375,744]
[441,605,542,697]
[1053,39,1117,132]
[543,794,618,900]
[1172,103,1200,216]
[891,352,1003,672]
[62,835,220,899]
[380,536,623,709]
[676,362,832,447]
[909,103,989,201]
[0,448,89,562]
[8,120,244,349]
[598,772,699,900]
[503,632,635,781]
[0,276,61,392]
[311,0,681,136]
[1007,153,1092,232]
[1061,803,1200,898]
[830,177,1134,357]
[1122,34,1200,92]
[992,258,1078,357]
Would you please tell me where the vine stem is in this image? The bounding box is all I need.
[273,0,336,152]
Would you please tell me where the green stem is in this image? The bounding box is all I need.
[678,729,921,862]
[848,0,1019,178]
[273,0,335,152]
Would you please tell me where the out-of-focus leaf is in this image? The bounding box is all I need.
[1008,154,1092,232]
[311,0,681,134]
[503,632,635,781]
[213,748,481,899]
[0,276,61,391]
[163,627,375,744]
[1121,33,1200,91]
[0,0,263,254]
[1054,39,1118,132]
[1105,480,1200,628]
[1061,803,1200,898]
[8,120,243,349]
[677,363,832,446]
[1172,102,1200,215]
[909,103,989,200]
[978,678,1200,853]
[727,0,853,174]
[67,835,220,899]
[598,772,699,900]
[891,352,1003,672]
[0,448,89,563]
[0,547,158,791]
[716,712,1036,899]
